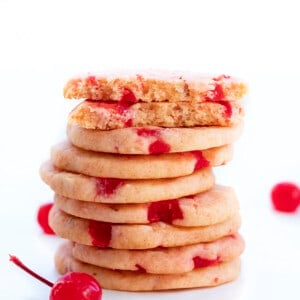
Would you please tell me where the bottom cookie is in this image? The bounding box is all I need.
[55,241,241,291]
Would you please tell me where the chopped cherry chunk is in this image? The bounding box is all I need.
[89,221,112,248]
[95,178,124,197]
[148,199,183,224]
[192,151,210,171]
[149,140,171,154]
[120,88,137,103]
[136,128,170,153]
[216,101,232,118]
[206,75,230,101]
[193,256,220,268]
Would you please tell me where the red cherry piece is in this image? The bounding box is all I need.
[120,88,137,103]
[124,118,133,127]
[193,256,220,269]
[271,182,300,213]
[95,178,125,197]
[88,221,112,248]
[205,75,231,101]
[116,101,133,114]
[147,199,183,224]
[205,84,225,101]
[86,100,132,115]
[136,128,170,153]
[50,272,102,300]
[149,140,171,154]
[216,100,232,118]
[37,203,55,235]
[85,99,134,127]
[191,151,210,171]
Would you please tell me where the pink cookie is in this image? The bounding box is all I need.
[67,122,243,154]
[51,142,233,179]
[40,162,214,204]
[64,71,247,103]
[49,206,241,249]
[68,100,243,130]
[56,241,241,291]
[53,185,239,226]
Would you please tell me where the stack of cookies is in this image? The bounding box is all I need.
[40,71,247,291]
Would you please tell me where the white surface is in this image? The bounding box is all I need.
[1,1,300,299]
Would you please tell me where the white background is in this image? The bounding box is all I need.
[0,0,299,299]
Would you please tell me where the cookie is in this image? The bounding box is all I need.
[40,162,214,204]
[49,206,241,249]
[68,100,244,130]
[51,142,233,179]
[67,122,243,154]
[72,234,244,274]
[64,71,247,103]
[55,241,241,291]
[53,185,239,226]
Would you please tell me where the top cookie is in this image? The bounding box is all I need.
[64,71,247,102]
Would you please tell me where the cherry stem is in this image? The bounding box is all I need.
[9,255,54,288]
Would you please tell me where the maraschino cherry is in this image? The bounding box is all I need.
[9,255,102,300]
[271,182,300,213]
[37,202,55,234]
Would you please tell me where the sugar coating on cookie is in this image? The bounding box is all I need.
[71,234,244,274]
[68,100,244,130]
[53,185,239,226]
[64,71,247,103]
[67,121,243,154]
[51,141,233,179]
[41,161,214,204]
[49,206,241,249]
[55,241,241,291]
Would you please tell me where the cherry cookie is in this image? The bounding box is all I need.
[56,242,241,291]
[71,234,245,274]
[49,206,241,250]
[69,100,244,130]
[51,142,233,179]
[64,71,247,103]
[53,185,239,226]
[67,122,243,154]
[40,162,214,204]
